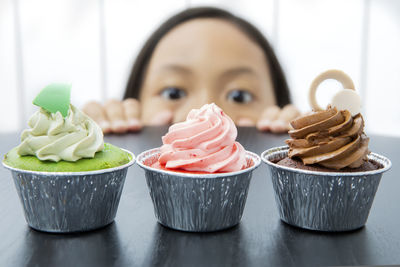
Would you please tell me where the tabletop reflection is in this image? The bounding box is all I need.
[15,223,126,267]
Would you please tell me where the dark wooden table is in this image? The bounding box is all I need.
[1,127,399,267]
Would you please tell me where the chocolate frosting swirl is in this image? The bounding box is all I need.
[286,106,369,170]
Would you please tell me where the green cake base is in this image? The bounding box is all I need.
[3,143,132,172]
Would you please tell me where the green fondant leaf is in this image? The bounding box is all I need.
[33,83,71,117]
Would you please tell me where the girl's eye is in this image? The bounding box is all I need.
[227,89,253,104]
[160,87,187,100]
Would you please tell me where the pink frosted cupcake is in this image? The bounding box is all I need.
[137,103,260,232]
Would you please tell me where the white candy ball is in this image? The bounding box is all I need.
[331,89,361,116]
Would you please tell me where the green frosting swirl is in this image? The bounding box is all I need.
[17,104,104,162]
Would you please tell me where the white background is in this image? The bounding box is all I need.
[1,0,399,136]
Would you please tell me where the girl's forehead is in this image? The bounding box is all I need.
[148,18,267,73]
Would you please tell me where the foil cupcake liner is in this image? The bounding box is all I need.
[2,149,135,233]
[261,146,392,232]
[136,148,261,232]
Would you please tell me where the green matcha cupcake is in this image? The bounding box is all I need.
[2,84,135,233]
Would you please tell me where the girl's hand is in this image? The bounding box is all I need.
[83,99,300,134]
[82,98,174,134]
[82,99,142,134]
[256,104,300,133]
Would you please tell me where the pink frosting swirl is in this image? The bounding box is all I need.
[158,103,246,173]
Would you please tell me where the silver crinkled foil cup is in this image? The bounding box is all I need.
[261,146,391,232]
[2,149,135,233]
[137,148,261,232]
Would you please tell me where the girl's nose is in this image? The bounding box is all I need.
[198,87,215,106]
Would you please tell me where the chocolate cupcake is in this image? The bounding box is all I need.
[261,70,391,231]
[280,105,379,171]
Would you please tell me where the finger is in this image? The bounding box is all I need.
[82,101,111,134]
[261,105,281,120]
[270,120,290,133]
[236,118,255,127]
[257,119,272,131]
[268,104,301,133]
[104,99,129,133]
[278,104,301,123]
[257,105,281,131]
[149,110,173,126]
[122,98,142,131]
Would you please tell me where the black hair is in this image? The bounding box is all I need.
[124,6,291,107]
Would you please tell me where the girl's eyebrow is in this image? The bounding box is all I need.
[158,64,193,74]
[221,66,258,79]
[156,65,258,79]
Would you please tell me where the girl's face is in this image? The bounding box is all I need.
[139,18,276,125]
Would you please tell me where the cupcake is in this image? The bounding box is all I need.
[137,103,260,232]
[261,70,391,231]
[2,84,135,233]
